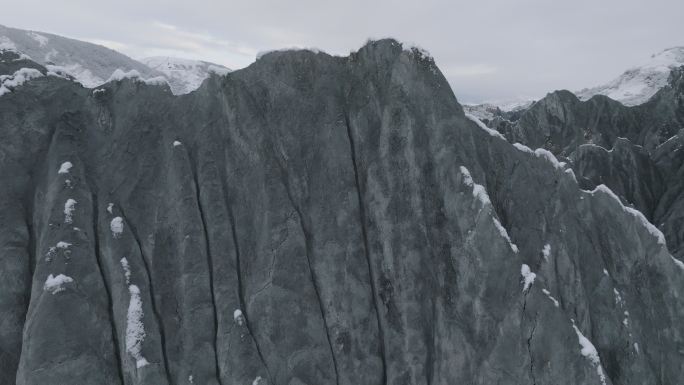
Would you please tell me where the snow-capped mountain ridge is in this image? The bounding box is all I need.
[0,24,230,95]
[0,24,162,88]
[139,56,230,95]
[462,99,535,121]
[576,46,684,106]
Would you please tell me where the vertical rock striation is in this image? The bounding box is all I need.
[0,40,683,384]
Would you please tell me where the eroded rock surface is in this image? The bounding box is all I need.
[493,68,684,260]
[1,40,683,385]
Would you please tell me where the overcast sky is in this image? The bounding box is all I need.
[3,0,684,103]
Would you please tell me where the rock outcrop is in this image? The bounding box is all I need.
[495,67,684,261]
[1,40,683,385]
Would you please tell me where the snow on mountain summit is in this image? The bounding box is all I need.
[0,24,230,95]
[140,56,230,94]
[576,47,684,106]
[0,24,162,88]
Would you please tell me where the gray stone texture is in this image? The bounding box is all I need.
[1,41,683,384]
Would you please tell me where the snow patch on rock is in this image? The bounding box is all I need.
[513,142,534,154]
[460,166,518,253]
[514,142,569,171]
[120,257,131,284]
[0,67,43,97]
[56,241,71,249]
[126,284,149,368]
[64,199,77,224]
[520,264,536,292]
[111,216,124,238]
[459,166,490,207]
[234,309,245,326]
[493,218,519,253]
[571,320,607,385]
[120,258,148,367]
[45,63,103,87]
[542,244,551,261]
[58,161,73,174]
[533,148,564,170]
[44,273,74,294]
[542,289,560,307]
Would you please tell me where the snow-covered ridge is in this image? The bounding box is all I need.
[1,24,162,89]
[2,24,222,94]
[140,56,230,95]
[588,184,666,246]
[0,68,43,96]
[576,47,684,106]
[512,143,567,171]
[463,99,535,120]
[460,166,519,253]
[465,113,506,140]
[106,69,168,87]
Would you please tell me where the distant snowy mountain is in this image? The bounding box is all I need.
[463,99,535,121]
[576,47,684,106]
[140,57,230,94]
[0,24,162,88]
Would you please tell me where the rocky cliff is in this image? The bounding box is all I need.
[493,67,684,261]
[1,40,683,385]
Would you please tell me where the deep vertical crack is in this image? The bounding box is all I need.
[187,152,225,385]
[425,294,437,385]
[278,171,341,385]
[521,282,538,385]
[527,313,538,385]
[343,109,388,384]
[91,192,125,384]
[225,197,274,383]
[215,93,274,380]
[218,146,273,383]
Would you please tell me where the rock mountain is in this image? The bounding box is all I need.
[487,66,684,261]
[0,24,229,95]
[1,39,683,385]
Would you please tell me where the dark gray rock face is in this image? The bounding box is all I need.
[1,40,683,385]
[496,68,684,260]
